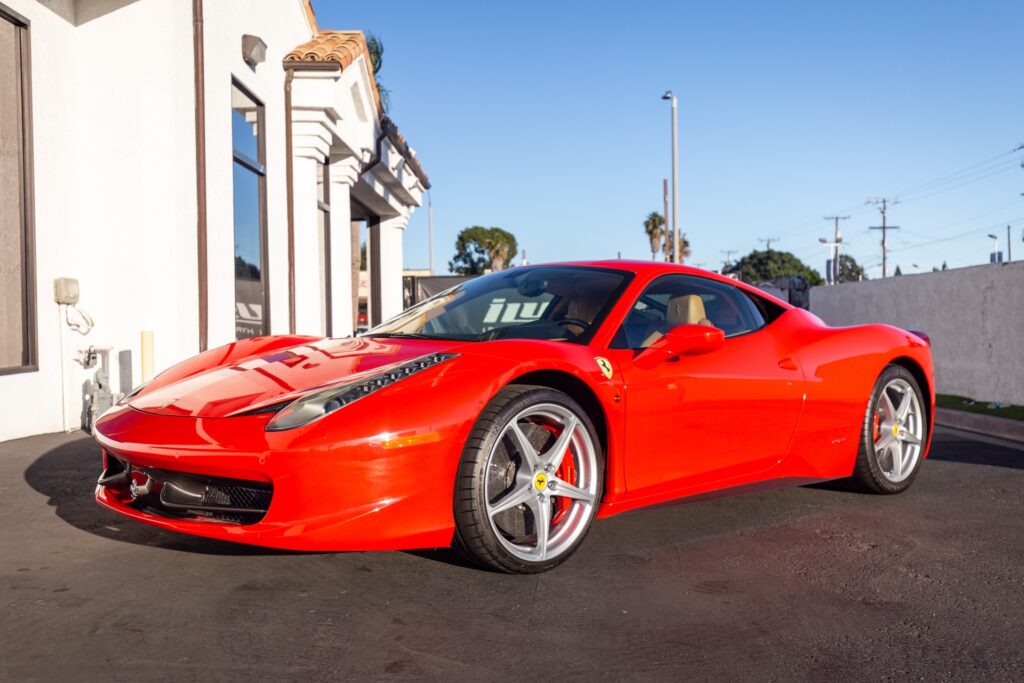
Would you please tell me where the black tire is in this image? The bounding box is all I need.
[848,364,928,494]
[453,384,604,574]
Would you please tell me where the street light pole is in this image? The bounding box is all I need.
[987,233,1000,263]
[818,237,840,285]
[428,191,434,275]
[662,91,680,263]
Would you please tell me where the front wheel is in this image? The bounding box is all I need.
[849,364,928,494]
[453,385,603,573]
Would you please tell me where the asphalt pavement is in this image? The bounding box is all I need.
[1,426,1022,681]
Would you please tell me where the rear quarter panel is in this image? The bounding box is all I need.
[775,309,935,479]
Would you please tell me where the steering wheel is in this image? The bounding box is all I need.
[557,318,592,333]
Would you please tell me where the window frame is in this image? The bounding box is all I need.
[230,77,270,339]
[0,3,37,376]
[611,273,776,350]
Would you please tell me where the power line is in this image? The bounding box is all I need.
[761,146,1021,246]
[894,149,1018,197]
[886,216,1024,254]
[758,237,781,250]
[899,160,1020,204]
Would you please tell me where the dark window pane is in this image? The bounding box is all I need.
[231,81,266,340]
[0,18,26,369]
[233,163,263,338]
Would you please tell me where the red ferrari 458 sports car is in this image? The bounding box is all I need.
[94,261,933,573]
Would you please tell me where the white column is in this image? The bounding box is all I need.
[289,115,332,336]
[328,157,360,337]
[291,154,321,335]
[369,214,408,324]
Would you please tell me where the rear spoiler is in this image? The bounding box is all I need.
[907,329,931,346]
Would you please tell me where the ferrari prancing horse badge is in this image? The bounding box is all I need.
[595,357,614,380]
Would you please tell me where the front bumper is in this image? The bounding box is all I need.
[93,405,460,551]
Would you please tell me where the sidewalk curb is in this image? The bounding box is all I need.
[935,407,1024,444]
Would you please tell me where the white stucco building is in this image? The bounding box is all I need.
[0,0,429,442]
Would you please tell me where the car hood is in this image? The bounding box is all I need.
[129,336,461,419]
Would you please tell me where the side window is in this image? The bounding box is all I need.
[612,275,767,349]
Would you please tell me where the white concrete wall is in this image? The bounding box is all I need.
[0,0,425,443]
[810,261,1024,405]
[0,0,199,440]
[0,0,315,442]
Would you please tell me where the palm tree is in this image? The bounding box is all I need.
[680,233,692,263]
[643,212,665,260]
[663,228,693,264]
[365,33,390,112]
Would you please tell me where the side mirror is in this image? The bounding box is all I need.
[635,324,725,368]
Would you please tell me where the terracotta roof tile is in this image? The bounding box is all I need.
[286,30,367,69]
[285,30,382,113]
[286,30,429,189]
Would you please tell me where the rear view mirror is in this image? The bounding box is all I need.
[635,324,725,368]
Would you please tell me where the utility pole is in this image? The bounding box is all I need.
[758,237,780,251]
[868,197,900,278]
[662,179,670,262]
[1008,224,1013,262]
[721,249,737,269]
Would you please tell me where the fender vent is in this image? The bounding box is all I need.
[237,400,292,417]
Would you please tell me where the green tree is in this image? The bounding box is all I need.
[836,253,867,283]
[449,226,519,275]
[724,249,824,286]
[643,212,665,260]
[894,265,903,276]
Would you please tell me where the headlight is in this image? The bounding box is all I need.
[265,352,459,432]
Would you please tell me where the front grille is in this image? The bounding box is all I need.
[99,455,273,525]
[198,483,272,511]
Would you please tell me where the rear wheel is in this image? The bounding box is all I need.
[849,364,927,494]
[453,385,603,573]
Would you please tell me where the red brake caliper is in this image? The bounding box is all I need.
[539,423,576,526]
[872,410,881,443]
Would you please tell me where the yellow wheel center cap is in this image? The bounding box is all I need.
[892,424,900,437]
[534,473,548,491]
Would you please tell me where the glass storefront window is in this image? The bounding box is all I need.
[231,81,267,339]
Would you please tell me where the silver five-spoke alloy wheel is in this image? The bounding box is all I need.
[872,377,924,483]
[484,403,599,563]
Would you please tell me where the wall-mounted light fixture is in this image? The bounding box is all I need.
[242,34,267,67]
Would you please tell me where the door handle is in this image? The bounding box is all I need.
[778,357,799,371]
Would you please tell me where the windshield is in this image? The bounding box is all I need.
[364,266,632,343]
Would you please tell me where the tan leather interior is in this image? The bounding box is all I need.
[641,294,712,347]
[566,294,602,324]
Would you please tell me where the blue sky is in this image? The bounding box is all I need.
[315,0,1024,277]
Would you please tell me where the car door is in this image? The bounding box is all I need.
[605,274,804,495]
